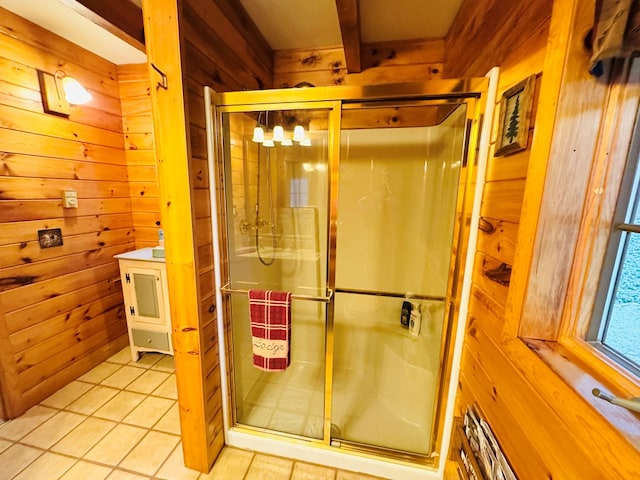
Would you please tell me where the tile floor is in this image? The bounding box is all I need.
[0,347,386,479]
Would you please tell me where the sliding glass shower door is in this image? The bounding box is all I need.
[331,103,467,455]
[220,105,335,439]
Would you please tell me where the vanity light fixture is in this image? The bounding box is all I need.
[251,112,311,146]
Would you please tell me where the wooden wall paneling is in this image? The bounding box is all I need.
[0,198,132,223]
[0,228,132,269]
[475,218,518,266]
[10,291,123,352]
[0,244,132,293]
[182,2,271,90]
[118,63,160,250]
[1,177,130,200]
[273,63,443,88]
[0,7,132,417]
[0,297,24,418]
[0,129,125,164]
[21,335,129,407]
[0,213,132,245]
[478,179,526,223]
[0,262,119,314]
[1,153,128,181]
[4,276,122,336]
[209,0,272,75]
[273,40,444,88]
[0,57,123,132]
[444,0,553,78]
[0,104,124,148]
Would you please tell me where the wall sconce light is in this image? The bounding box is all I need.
[37,69,92,116]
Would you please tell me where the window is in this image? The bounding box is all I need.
[588,149,640,375]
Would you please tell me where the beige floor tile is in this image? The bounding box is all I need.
[0,405,57,441]
[152,355,175,372]
[21,410,86,449]
[66,385,119,415]
[132,352,164,368]
[108,347,135,364]
[125,369,171,394]
[153,402,181,435]
[202,447,253,480]
[155,443,200,480]
[0,444,43,479]
[101,365,146,389]
[292,462,336,480]
[152,375,178,399]
[245,454,293,480]
[40,381,94,409]
[0,438,12,454]
[93,390,147,422]
[123,396,174,428]
[106,470,150,480]
[51,417,116,457]
[59,460,112,480]
[83,424,147,466]
[13,451,76,480]
[78,362,122,384]
[119,430,180,476]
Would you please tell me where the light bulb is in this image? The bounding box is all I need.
[263,139,275,147]
[281,138,293,146]
[61,76,92,104]
[273,125,284,142]
[252,126,265,143]
[300,138,312,147]
[293,125,305,142]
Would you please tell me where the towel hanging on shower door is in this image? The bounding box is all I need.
[248,290,292,371]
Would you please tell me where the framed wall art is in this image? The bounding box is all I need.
[494,75,536,157]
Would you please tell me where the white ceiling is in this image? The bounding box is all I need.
[240,0,464,50]
[0,0,463,64]
[0,0,146,64]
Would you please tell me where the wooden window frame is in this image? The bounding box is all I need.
[513,55,640,443]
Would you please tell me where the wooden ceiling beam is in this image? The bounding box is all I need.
[335,0,362,73]
[58,0,145,52]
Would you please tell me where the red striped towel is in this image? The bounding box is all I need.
[248,290,292,371]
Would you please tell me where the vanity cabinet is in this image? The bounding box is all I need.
[115,248,173,361]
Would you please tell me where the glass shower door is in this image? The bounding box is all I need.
[220,106,333,439]
[331,103,468,455]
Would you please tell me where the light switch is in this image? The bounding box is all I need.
[62,190,78,208]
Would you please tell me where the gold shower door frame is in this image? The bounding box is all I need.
[210,79,488,467]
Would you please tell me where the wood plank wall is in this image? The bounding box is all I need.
[273,40,444,87]
[118,63,161,249]
[141,0,272,471]
[0,7,131,417]
[446,0,640,478]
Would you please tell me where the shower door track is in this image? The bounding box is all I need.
[334,287,446,302]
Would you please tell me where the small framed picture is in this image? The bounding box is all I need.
[494,75,536,157]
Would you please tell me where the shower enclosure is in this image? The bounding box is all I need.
[207,81,486,474]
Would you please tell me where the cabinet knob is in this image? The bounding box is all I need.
[147,338,152,344]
